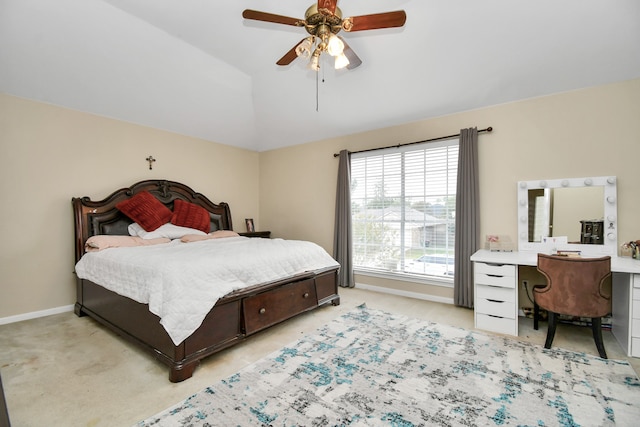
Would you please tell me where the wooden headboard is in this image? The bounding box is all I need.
[72,180,232,262]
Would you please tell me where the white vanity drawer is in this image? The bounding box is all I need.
[476,284,516,303]
[633,300,640,318]
[475,273,516,288]
[632,338,640,358]
[476,298,515,319]
[632,318,640,338]
[475,263,516,277]
[472,260,518,337]
[475,313,517,336]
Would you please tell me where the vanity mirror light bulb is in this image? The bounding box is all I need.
[607,196,616,203]
[520,232,527,240]
[607,233,616,241]
[520,215,527,223]
[519,182,527,189]
[584,178,593,186]
[539,180,547,188]
[607,215,616,222]
[607,177,616,184]
[519,199,526,206]
[561,180,569,187]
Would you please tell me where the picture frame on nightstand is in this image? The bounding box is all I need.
[245,218,255,233]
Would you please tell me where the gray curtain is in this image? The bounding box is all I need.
[454,128,479,308]
[333,150,354,287]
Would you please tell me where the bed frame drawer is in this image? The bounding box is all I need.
[243,278,318,335]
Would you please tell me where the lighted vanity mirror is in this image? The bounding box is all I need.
[517,176,617,255]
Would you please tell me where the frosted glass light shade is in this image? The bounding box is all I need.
[334,53,349,69]
[309,54,320,71]
[327,35,344,57]
[295,38,313,58]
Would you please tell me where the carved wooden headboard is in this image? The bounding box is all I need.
[72,180,232,262]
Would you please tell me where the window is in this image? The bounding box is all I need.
[350,139,458,281]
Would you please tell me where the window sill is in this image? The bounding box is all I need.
[354,268,454,288]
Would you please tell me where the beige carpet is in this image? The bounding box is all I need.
[1,287,637,426]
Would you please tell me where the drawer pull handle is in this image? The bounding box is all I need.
[487,299,503,303]
[259,308,266,314]
[488,314,504,319]
[487,274,504,278]
[303,292,310,299]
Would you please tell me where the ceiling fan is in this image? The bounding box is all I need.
[242,0,407,71]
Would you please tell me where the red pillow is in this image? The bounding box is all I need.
[116,191,172,232]
[171,199,211,233]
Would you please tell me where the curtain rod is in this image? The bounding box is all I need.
[333,126,493,157]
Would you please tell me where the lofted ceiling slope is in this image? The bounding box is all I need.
[1,0,639,152]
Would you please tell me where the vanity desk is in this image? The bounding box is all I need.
[471,175,640,358]
[471,249,640,357]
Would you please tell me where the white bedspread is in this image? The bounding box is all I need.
[74,237,339,345]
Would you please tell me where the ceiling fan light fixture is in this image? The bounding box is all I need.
[326,34,344,57]
[295,37,314,58]
[334,52,349,69]
[243,4,407,72]
[309,50,321,71]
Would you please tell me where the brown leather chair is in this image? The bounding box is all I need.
[533,253,611,358]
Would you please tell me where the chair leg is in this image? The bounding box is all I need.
[533,302,540,330]
[544,311,557,349]
[591,317,608,359]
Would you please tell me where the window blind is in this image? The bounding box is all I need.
[350,139,458,280]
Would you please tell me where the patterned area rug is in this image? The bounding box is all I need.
[137,305,640,426]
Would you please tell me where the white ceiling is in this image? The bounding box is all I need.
[1,0,639,152]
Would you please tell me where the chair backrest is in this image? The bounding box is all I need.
[535,254,612,317]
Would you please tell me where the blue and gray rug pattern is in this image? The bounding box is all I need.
[137,305,640,426]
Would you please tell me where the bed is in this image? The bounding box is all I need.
[72,179,340,382]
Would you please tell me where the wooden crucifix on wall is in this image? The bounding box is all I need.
[146,155,156,170]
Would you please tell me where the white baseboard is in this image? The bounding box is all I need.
[0,304,75,325]
[355,283,454,305]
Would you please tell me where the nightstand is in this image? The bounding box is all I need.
[239,231,271,238]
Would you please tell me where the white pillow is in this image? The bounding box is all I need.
[128,222,207,240]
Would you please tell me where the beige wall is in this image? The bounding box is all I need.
[0,94,259,319]
[2,78,639,319]
[259,78,640,300]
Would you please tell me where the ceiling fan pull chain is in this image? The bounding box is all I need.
[316,68,319,112]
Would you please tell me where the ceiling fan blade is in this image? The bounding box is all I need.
[343,10,407,32]
[317,0,338,15]
[340,37,362,70]
[242,9,302,27]
[276,39,307,66]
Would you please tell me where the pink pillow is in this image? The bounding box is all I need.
[85,235,170,251]
[180,230,240,243]
[171,199,211,233]
[116,191,172,231]
[210,230,240,238]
